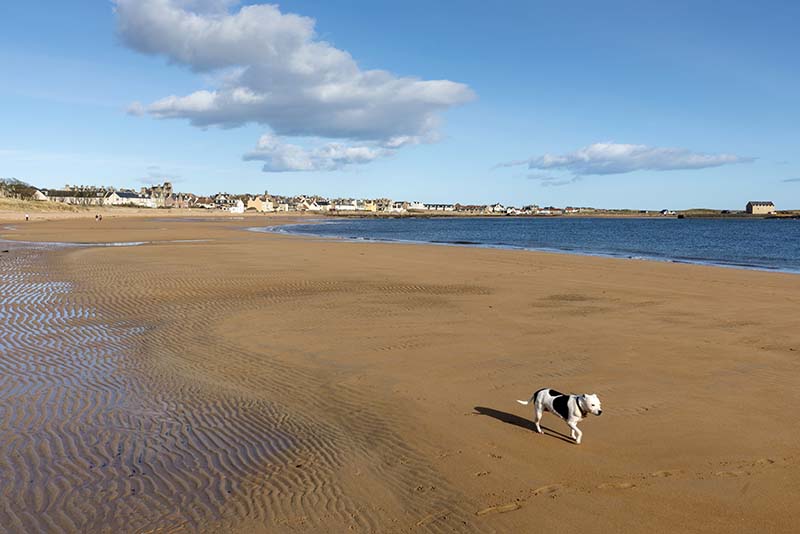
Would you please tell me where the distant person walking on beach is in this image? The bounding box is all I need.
[25,213,29,221]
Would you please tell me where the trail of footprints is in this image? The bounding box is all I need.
[0,244,491,533]
[472,455,791,517]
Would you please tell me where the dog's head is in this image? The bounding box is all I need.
[581,394,603,416]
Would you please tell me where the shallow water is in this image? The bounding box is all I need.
[256,217,800,273]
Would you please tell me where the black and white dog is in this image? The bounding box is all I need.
[517,388,602,444]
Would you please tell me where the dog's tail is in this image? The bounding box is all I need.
[517,388,544,406]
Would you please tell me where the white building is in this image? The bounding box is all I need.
[333,201,358,211]
[228,199,245,214]
[425,203,455,212]
[105,191,156,208]
[247,195,274,212]
[387,202,407,214]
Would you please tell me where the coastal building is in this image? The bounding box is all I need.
[140,181,173,207]
[195,196,215,209]
[333,200,358,211]
[745,201,776,215]
[538,206,564,215]
[522,205,540,214]
[213,193,237,209]
[247,194,274,212]
[305,200,323,211]
[360,200,378,212]
[387,201,408,214]
[228,199,245,214]
[105,190,155,207]
[425,203,455,212]
[375,198,393,212]
[171,193,196,209]
[455,204,487,214]
[42,188,106,206]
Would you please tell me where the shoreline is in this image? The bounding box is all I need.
[6,213,796,275]
[252,219,800,275]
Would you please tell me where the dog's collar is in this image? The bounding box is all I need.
[576,397,588,417]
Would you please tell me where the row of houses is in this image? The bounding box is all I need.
[245,197,596,216]
[27,182,179,208]
[17,178,778,217]
[238,196,579,215]
[27,183,589,216]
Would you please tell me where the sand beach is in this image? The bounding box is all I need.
[1,214,798,533]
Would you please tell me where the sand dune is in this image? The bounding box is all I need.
[1,216,798,533]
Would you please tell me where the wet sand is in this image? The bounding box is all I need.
[1,215,799,533]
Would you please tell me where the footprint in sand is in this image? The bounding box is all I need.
[416,512,447,526]
[532,484,564,497]
[650,469,682,478]
[475,502,521,516]
[752,458,775,467]
[714,470,748,478]
[597,481,636,490]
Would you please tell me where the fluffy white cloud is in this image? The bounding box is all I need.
[242,134,389,172]
[115,0,474,168]
[503,142,754,176]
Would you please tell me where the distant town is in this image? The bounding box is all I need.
[0,178,787,217]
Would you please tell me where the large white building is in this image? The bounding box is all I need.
[105,191,156,208]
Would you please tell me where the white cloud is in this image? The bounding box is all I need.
[503,142,754,176]
[243,134,389,172]
[127,101,146,116]
[114,0,474,170]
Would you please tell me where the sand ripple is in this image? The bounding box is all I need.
[0,244,485,533]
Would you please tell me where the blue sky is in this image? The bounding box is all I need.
[1,0,798,209]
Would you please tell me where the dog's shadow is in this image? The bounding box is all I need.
[473,406,575,444]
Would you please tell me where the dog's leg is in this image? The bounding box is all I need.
[567,422,582,444]
[533,399,544,434]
